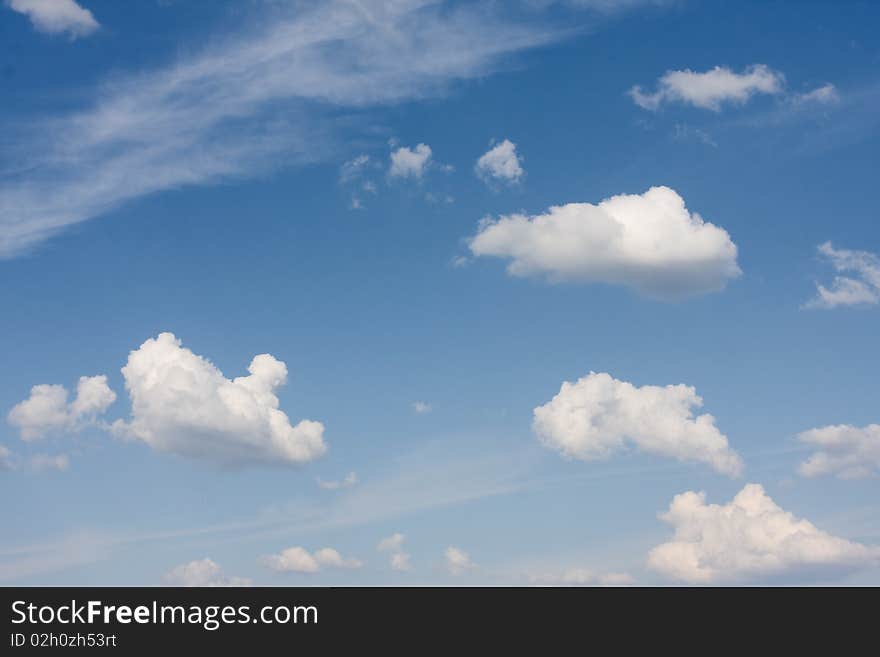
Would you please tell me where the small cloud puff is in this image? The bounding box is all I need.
[389,144,433,179]
[262,546,362,573]
[6,0,99,38]
[30,453,70,472]
[475,139,524,185]
[444,546,476,575]
[792,83,839,106]
[804,242,880,309]
[797,424,880,479]
[0,445,13,471]
[8,375,115,440]
[378,533,411,571]
[317,471,359,490]
[629,64,784,111]
[164,558,251,587]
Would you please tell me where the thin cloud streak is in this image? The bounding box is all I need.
[0,0,563,257]
[0,440,535,582]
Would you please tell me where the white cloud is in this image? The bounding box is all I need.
[529,569,635,586]
[648,484,880,583]
[262,546,362,573]
[6,0,99,38]
[533,372,743,476]
[804,242,880,309]
[444,546,476,575]
[8,375,115,440]
[629,64,784,111]
[340,155,380,210]
[390,552,412,572]
[412,401,432,414]
[313,548,363,569]
[0,440,541,582]
[0,1,560,257]
[475,139,524,184]
[797,424,880,480]
[318,471,359,490]
[0,446,12,471]
[793,83,840,106]
[377,533,406,552]
[339,154,372,183]
[111,332,326,467]
[468,186,740,299]
[164,558,251,587]
[30,453,69,472]
[389,143,432,179]
[378,533,412,571]
[262,546,319,573]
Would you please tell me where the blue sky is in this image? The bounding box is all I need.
[1,0,879,585]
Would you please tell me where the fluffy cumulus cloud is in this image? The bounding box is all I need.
[629,64,784,111]
[389,143,433,179]
[6,0,99,38]
[533,372,743,476]
[797,424,880,479]
[804,242,880,309]
[164,558,251,587]
[262,546,362,573]
[378,533,412,571]
[8,375,115,440]
[648,484,880,583]
[475,139,524,184]
[529,569,634,586]
[444,546,476,575]
[111,332,326,467]
[468,186,740,299]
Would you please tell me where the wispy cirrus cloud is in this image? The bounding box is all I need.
[804,242,880,309]
[0,436,536,582]
[0,0,562,257]
[317,471,359,490]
